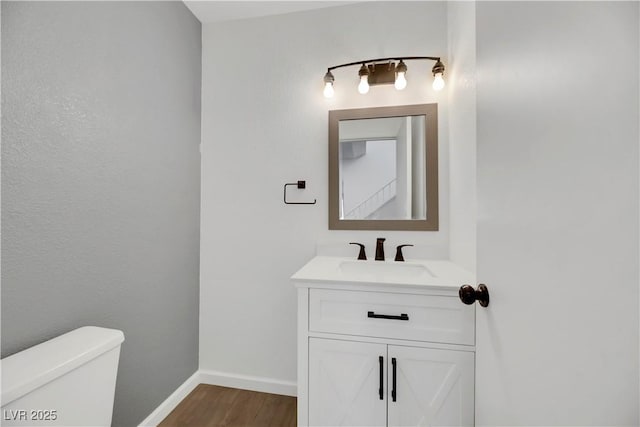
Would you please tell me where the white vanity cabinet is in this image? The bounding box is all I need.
[308,338,474,427]
[292,257,476,427]
[308,338,387,427]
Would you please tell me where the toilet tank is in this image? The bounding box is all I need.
[1,326,125,427]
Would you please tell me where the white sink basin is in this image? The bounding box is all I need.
[338,260,435,279]
[291,256,474,289]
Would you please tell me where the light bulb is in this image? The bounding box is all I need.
[395,60,408,91]
[358,75,369,94]
[432,73,445,91]
[395,71,407,90]
[323,82,334,98]
[323,70,335,98]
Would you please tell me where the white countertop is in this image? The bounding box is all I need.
[291,256,474,291]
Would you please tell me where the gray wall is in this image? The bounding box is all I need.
[1,2,201,426]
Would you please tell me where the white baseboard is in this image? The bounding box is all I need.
[138,371,201,427]
[199,369,297,397]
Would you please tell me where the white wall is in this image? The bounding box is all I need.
[200,2,449,385]
[447,1,476,273]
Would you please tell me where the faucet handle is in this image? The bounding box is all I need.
[375,237,386,261]
[394,244,414,262]
[349,242,367,260]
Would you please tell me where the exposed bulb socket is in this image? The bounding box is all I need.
[396,60,408,75]
[431,60,445,77]
[323,70,335,85]
[358,63,370,78]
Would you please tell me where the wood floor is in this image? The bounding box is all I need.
[158,384,297,427]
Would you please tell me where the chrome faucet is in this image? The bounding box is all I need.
[375,238,386,261]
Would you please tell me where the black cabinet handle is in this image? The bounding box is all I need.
[368,311,409,321]
[378,356,384,400]
[391,357,397,402]
[458,284,490,307]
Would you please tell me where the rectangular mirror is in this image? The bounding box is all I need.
[329,104,438,231]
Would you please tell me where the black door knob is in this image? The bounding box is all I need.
[458,284,490,307]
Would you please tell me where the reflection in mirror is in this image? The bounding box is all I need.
[329,104,438,231]
[339,116,426,220]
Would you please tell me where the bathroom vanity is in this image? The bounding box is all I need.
[292,256,476,426]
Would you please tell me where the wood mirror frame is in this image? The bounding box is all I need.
[328,103,438,231]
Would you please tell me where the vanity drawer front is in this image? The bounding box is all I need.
[309,289,474,345]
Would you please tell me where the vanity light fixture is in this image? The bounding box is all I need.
[322,56,445,98]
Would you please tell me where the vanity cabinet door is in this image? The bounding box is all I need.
[387,345,474,427]
[308,338,387,427]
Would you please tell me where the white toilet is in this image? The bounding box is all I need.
[1,326,125,426]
